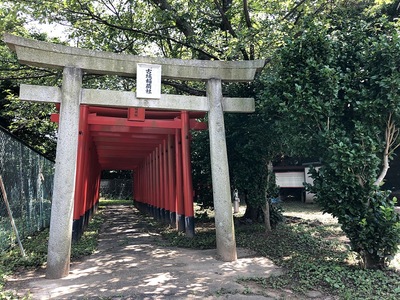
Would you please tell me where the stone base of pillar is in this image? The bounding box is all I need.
[170,211,177,228]
[72,218,83,242]
[72,202,99,242]
[185,216,195,238]
[176,214,185,232]
[163,209,170,223]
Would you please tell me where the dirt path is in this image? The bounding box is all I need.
[5,205,283,299]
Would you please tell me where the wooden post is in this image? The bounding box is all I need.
[155,146,160,219]
[0,176,26,257]
[167,134,176,226]
[181,111,195,237]
[72,105,89,241]
[175,129,185,232]
[163,139,168,222]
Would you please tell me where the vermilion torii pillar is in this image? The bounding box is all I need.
[3,33,265,278]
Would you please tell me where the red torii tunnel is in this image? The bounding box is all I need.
[52,106,207,239]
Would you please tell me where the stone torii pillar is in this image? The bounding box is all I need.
[207,78,236,260]
[46,67,82,278]
[3,33,265,278]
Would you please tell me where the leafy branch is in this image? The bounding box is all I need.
[374,113,400,186]
[71,0,219,59]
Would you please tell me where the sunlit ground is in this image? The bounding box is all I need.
[225,200,400,271]
[281,201,400,271]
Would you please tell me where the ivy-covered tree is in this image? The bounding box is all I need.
[261,5,400,268]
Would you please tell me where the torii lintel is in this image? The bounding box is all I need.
[3,33,265,82]
[20,84,255,113]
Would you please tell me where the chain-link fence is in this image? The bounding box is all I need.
[0,126,54,252]
[100,179,133,200]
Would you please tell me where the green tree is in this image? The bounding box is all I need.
[191,81,285,231]
[7,0,336,59]
[224,98,284,230]
[0,3,61,158]
[4,0,344,107]
[261,5,400,268]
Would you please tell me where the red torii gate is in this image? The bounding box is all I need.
[52,106,207,240]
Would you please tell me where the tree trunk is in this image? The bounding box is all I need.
[243,201,259,222]
[374,113,400,186]
[262,201,271,233]
[362,251,385,269]
[262,161,273,233]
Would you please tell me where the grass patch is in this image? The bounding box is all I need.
[71,212,103,259]
[160,202,400,300]
[161,229,216,249]
[99,199,133,207]
[0,209,105,298]
[235,223,400,299]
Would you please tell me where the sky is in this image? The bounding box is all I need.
[26,20,68,40]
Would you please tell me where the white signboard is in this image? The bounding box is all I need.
[136,63,162,99]
[275,172,305,188]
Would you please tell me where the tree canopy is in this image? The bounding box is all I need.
[2,0,400,268]
[6,0,337,59]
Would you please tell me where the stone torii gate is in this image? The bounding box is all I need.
[3,33,265,279]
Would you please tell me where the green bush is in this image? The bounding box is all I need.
[308,133,400,268]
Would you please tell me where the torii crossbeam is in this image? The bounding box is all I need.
[3,33,265,279]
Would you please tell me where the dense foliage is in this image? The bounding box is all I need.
[0,4,60,158]
[261,6,400,268]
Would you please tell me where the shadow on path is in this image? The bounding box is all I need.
[6,205,281,299]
